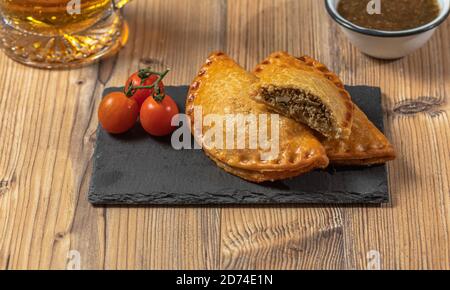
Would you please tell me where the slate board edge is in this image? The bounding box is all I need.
[88,189,389,205]
[88,85,391,205]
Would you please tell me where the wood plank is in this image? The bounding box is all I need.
[221,206,346,269]
[72,0,227,270]
[221,0,347,270]
[335,20,450,269]
[71,0,225,270]
[0,55,99,269]
[221,0,450,269]
[0,0,225,269]
[0,0,449,270]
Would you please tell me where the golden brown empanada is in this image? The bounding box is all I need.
[252,52,395,166]
[322,105,396,165]
[252,51,354,140]
[186,52,329,182]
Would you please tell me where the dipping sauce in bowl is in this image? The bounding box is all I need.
[326,0,450,59]
[337,0,441,31]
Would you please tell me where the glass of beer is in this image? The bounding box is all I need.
[0,0,131,68]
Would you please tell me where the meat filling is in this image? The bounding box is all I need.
[259,86,335,138]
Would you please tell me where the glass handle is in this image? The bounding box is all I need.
[113,0,131,10]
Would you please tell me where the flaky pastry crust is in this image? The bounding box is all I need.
[322,105,396,165]
[186,52,329,182]
[253,52,395,166]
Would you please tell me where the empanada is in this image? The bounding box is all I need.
[252,52,395,166]
[252,51,354,140]
[186,52,329,182]
[322,105,396,165]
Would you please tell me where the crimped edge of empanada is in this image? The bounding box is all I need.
[185,51,228,125]
[205,151,325,183]
[326,142,396,165]
[324,106,396,165]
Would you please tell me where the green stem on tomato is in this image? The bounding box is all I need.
[152,69,170,102]
[125,68,170,103]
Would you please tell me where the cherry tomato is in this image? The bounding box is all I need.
[98,92,139,134]
[125,72,165,108]
[140,95,179,137]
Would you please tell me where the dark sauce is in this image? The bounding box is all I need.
[337,0,441,31]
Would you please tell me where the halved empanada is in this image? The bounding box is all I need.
[252,52,354,140]
[252,52,395,166]
[322,105,396,165]
[186,52,329,182]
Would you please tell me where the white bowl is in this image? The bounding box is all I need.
[325,0,450,59]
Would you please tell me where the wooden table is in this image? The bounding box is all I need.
[0,0,449,270]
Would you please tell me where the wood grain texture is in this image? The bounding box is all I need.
[0,0,449,269]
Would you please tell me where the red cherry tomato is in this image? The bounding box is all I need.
[125,72,165,108]
[140,95,179,137]
[98,92,139,134]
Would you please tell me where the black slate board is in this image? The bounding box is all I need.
[89,86,390,205]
